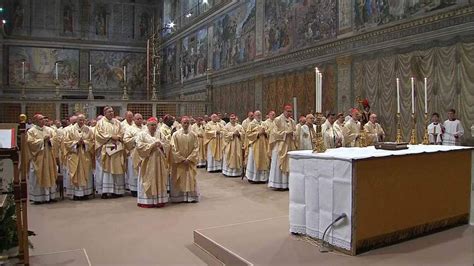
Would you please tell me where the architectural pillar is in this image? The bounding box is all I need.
[254,76,263,110]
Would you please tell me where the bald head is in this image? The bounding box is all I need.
[125,111,133,123]
[254,110,262,121]
[369,113,378,124]
[133,113,143,127]
[76,114,86,127]
[69,115,78,125]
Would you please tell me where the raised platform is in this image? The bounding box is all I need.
[193,216,473,265]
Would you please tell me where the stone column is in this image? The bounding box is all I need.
[254,76,263,110]
[336,56,352,113]
[255,0,264,57]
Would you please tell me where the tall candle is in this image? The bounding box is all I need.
[315,68,319,113]
[424,77,428,114]
[55,63,58,80]
[411,77,415,114]
[396,78,400,113]
[123,65,127,82]
[153,66,156,84]
[89,64,92,82]
[318,73,323,113]
[22,61,25,80]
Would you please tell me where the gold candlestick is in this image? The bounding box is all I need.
[359,126,367,147]
[88,82,94,100]
[313,112,326,153]
[422,113,429,145]
[396,113,402,143]
[122,81,129,100]
[409,113,417,145]
[53,79,61,99]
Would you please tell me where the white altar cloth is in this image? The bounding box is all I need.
[288,145,472,251]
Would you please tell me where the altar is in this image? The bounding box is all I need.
[288,145,473,255]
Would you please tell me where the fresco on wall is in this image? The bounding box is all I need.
[163,44,177,84]
[90,51,145,91]
[60,0,76,35]
[93,3,108,36]
[264,0,337,55]
[181,28,208,81]
[354,0,459,30]
[212,0,256,71]
[9,47,79,89]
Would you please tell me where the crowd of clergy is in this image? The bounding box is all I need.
[25,100,465,208]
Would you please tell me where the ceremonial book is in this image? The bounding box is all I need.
[374,142,409,150]
[105,142,124,156]
[0,129,16,149]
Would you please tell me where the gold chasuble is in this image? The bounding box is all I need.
[136,129,170,197]
[123,124,144,176]
[27,125,57,188]
[223,123,245,169]
[64,124,94,187]
[363,121,385,146]
[343,118,361,147]
[170,129,199,192]
[204,121,224,161]
[247,119,270,171]
[269,114,297,174]
[191,123,206,164]
[95,117,125,174]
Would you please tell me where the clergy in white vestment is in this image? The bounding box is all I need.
[245,111,271,183]
[27,114,58,203]
[299,114,316,150]
[334,113,345,135]
[443,109,464,146]
[268,104,297,189]
[241,111,255,167]
[63,114,94,200]
[170,117,200,203]
[121,111,134,131]
[427,113,443,145]
[191,117,207,167]
[343,109,362,147]
[322,113,343,149]
[295,115,306,149]
[222,114,245,177]
[56,115,77,197]
[123,113,144,197]
[204,114,224,172]
[136,117,170,208]
[363,113,385,146]
[95,106,126,199]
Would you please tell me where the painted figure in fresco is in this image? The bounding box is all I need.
[355,0,367,27]
[13,2,24,30]
[63,2,74,33]
[139,12,150,38]
[95,5,107,36]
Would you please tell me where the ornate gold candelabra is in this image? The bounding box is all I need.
[122,81,129,100]
[359,126,367,147]
[53,79,61,99]
[421,113,429,145]
[88,82,94,100]
[396,113,402,143]
[409,113,417,145]
[313,112,326,153]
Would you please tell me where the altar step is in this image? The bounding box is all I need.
[193,216,473,266]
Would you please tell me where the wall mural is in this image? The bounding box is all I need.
[211,0,256,71]
[181,28,209,81]
[264,0,337,56]
[354,0,459,30]
[90,51,145,92]
[9,46,79,89]
[162,44,178,84]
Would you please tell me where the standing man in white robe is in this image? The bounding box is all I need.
[443,109,464,146]
[63,114,94,200]
[136,117,170,208]
[428,112,443,145]
[268,104,297,190]
[299,114,316,150]
[191,117,207,167]
[27,114,57,203]
[123,113,144,197]
[170,117,200,203]
[246,111,270,183]
[205,114,224,172]
[323,113,343,149]
[95,106,126,199]
[222,114,245,177]
[363,113,385,146]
